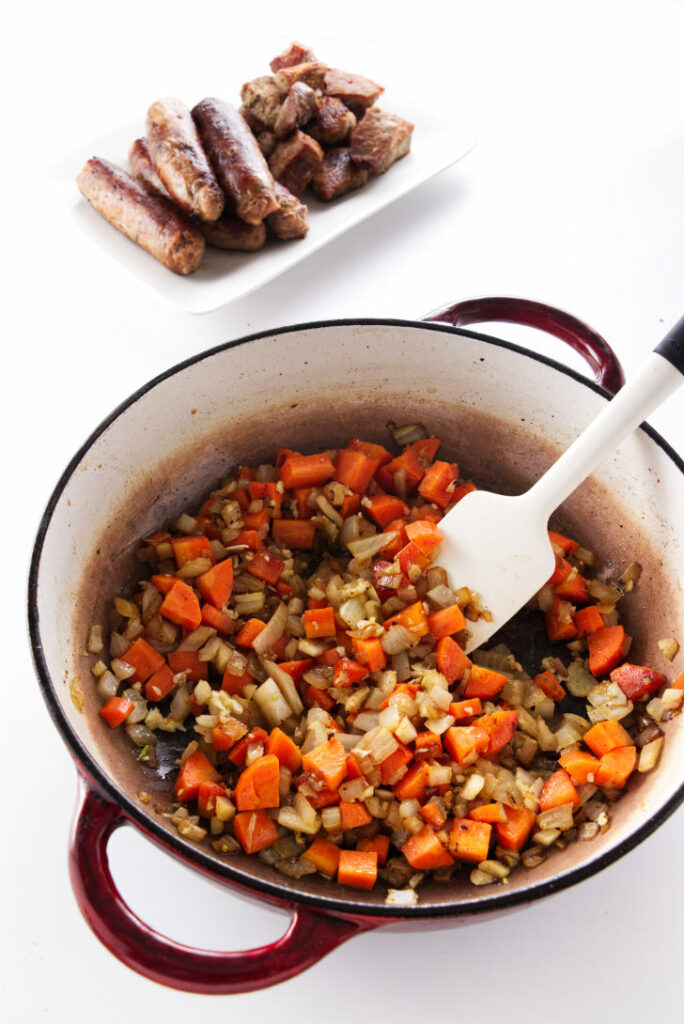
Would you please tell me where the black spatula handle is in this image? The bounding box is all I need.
[655,315,684,374]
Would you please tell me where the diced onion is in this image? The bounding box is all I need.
[252,602,288,656]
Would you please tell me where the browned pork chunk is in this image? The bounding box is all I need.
[200,215,266,251]
[273,61,328,91]
[256,131,278,158]
[240,76,287,129]
[266,181,309,239]
[273,81,319,138]
[192,98,279,225]
[77,157,205,274]
[323,69,384,114]
[311,148,369,201]
[128,137,167,195]
[268,130,324,195]
[270,41,316,73]
[307,95,357,146]
[349,108,414,174]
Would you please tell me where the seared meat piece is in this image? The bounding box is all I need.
[240,76,287,129]
[323,69,384,114]
[76,157,205,275]
[267,181,309,239]
[239,104,269,134]
[268,130,324,195]
[273,81,319,138]
[256,131,278,158]
[128,137,168,196]
[311,148,369,201]
[146,98,224,222]
[270,41,316,73]
[349,108,413,174]
[307,96,356,146]
[192,98,279,225]
[200,215,266,251]
[274,61,327,91]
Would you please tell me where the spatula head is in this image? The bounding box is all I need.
[437,490,556,653]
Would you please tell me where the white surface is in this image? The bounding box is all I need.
[4,1,683,1020]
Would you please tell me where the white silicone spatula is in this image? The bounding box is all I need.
[437,318,684,653]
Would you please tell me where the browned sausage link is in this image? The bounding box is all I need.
[76,157,205,275]
[146,98,225,222]
[128,138,167,196]
[200,215,266,251]
[192,98,279,225]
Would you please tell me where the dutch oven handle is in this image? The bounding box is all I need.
[70,780,377,994]
[422,296,625,395]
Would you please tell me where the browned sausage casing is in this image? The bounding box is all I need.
[192,98,279,225]
[76,157,205,275]
[128,137,167,195]
[146,98,225,222]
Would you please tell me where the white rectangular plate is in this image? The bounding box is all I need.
[60,101,474,315]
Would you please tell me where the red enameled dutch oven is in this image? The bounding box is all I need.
[28,298,684,994]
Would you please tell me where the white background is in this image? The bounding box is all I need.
[4,0,683,1019]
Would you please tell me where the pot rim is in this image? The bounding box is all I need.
[27,316,684,919]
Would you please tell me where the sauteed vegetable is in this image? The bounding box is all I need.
[88,430,683,902]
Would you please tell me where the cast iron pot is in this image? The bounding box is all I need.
[28,297,684,994]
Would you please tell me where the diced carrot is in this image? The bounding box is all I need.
[428,604,467,640]
[554,571,589,602]
[558,748,601,785]
[413,730,443,758]
[305,786,341,810]
[448,818,492,863]
[464,664,507,700]
[384,600,430,638]
[151,573,177,594]
[197,780,228,818]
[333,658,369,687]
[265,727,302,772]
[610,663,667,701]
[548,530,579,556]
[573,605,606,637]
[383,439,441,492]
[242,509,270,535]
[340,493,360,518]
[276,659,314,684]
[279,452,335,489]
[339,800,373,830]
[337,849,377,889]
[167,650,208,682]
[247,480,282,515]
[334,448,379,493]
[170,535,214,569]
[100,696,134,728]
[547,555,573,586]
[450,481,476,504]
[272,519,316,549]
[302,606,337,638]
[381,519,409,559]
[174,750,220,801]
[393,760,430,801]
[379,682,420,710]
[302,837,341,876]
[120,637,165,683]
[444,725,490,767]
[395,541,431,577]
[231,529,263,551]
[534,670,566,701]
[159,580,202,630]
[539,769,580,812]
[233,810,279,854]
[237,465,258,481]
[247,550,285,587]
[436,636,469,685]
[235,617,267,648]
[417,460,458,508]
[232,488,250,511]
[196,558,234,608]
[449,697,482,721]
[495,805,537,851]
[596,746,637,788]
[221,667,254,696]
[144,662,176,702]
[404,519,444,554]
[364,494,409,528]
[403,826,454,869]
[347,438,392,467]
[352,637,387,673]
[587,625,629,677]
[356,834,390,867]
[379,740,413,785]
[274,450,298,471]
[345,754,364,780]
[302,737,348,790]
[583,719,632,757]
[302,684,336,711]
[672,670,684,692]
[544,596,578,643]
[293,488,315,520]
[468,802,506,824]
[211,717,249,752]
[200,603,235,635]
[228,727,269,766]
[475,710,518,754]
[419,800,447,829]
[234,754,281,811]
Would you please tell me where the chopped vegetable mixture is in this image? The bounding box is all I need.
[89,430,683,900]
